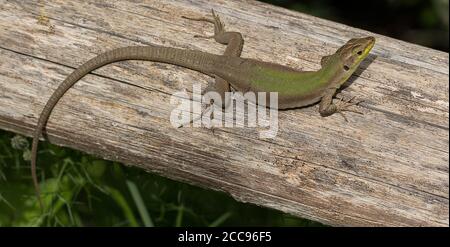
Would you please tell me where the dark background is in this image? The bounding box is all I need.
[0,1,448,226]
[262,0,449,51]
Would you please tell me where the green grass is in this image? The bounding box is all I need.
[0,129,323,227]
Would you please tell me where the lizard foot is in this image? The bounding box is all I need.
[182,9,225,39]
[335,96,364,122]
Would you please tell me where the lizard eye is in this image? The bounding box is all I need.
[343,65,350,71]
[357,51,363,55]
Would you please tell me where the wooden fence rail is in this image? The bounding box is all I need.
[0,0,448,226]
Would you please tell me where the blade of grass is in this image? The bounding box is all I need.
[126,180,154,227]
[0,193,14,210]
[107,187,139,227]
[208,211,232,227]
[175,203,184,227]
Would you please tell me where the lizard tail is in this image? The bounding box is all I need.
[31,45,219,209]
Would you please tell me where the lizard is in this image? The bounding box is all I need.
[30,10,375,209]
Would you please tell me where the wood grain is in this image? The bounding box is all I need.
[0,0,448,226]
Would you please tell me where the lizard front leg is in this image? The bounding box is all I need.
[319,88,363,121]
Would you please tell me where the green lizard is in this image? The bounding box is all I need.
[31,10,375,208]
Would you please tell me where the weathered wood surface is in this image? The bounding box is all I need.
[0,0,448,226]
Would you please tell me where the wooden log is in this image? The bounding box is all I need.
[0,0,448,226]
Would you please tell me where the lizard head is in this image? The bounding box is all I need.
[321,36,375,85]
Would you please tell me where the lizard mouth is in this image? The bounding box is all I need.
[364,36,376,54]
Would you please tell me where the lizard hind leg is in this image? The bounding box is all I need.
[181,10,245,127]
[182,9,244,50]
[182,9,226,40]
